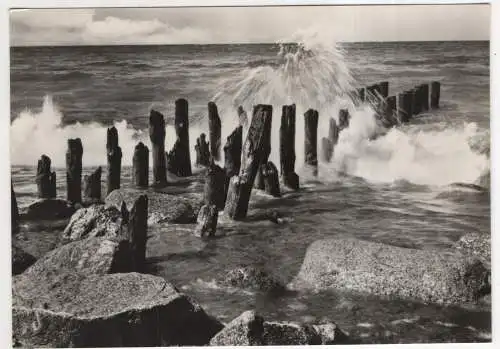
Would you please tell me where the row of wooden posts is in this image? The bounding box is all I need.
[31,80,441,221]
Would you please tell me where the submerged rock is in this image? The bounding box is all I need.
[454,232,490,268]
[106,188,203,224]
[12,245,36,275]
[216,265,285,294]
[24,199,75,220]
[62,204,126,242]
[210,310,347,346]
[289,238,490,304]
[13,272,223,347]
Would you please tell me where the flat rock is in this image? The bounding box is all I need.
[216,265,285,294]
[24,199,75,220]
[22,237,133,278]
[289,238,490,304]
[454,232,490,268]
[210,310,347,346]
[12,245,36,275]
[62,204,126,242]
[13,272,223,347]
[106,188,203,224]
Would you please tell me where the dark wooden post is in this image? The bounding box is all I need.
[304,109,319,176]
[83,167,102,203]
[208,102,222,161]
[412,87,421,116]
[379,81,389,98]
[384,96,397,126]
[338,109,350,131]
[66,138,83,204]
[106,127,122,194]
[398,91,413,123]
[321,117,339,162]
[254,104,272,190]
[224,104,272,220]
[357,87,365,102]
[11,183,19,234]
[237,106,248,129]
[133,142,149,188]
[149,110,167,187]
[128,194,148,271]
[204,161,226,211]
[262,161,280,197]
[175,98,192,176]
[431,81,441,109]
[420,83,429,111]
[195,133,211,167]
[223,126,243,195]
[36,154,56,199]
[194,204,218,237]
[280,104,299,190]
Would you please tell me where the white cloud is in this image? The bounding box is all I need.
[11,9,94,29]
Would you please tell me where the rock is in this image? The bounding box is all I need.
[210,311,347,346]
[290,238,490,304]
[454,232,490,268]
[25,198,75,220]
[62,204,126,242]
[106,188,202,224]
[22,237,134,277]
[216,265,285,294]
[12,245,36,275]
[13,272,223,347]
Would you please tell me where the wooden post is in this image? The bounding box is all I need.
[237,106,248,129]
[379,81,389,98]
[66,138,83,204]
[128,195,148,271]
[132,142,149,188]
[194,204,218,237]
[208,102,222,161]
[420,83,429,111]
[338,109,350,131]
[398,91,413,123]
[11,183,19,234]
[280,104,299,190]
[224,104,272,220]
[262,161,280,197]
[149,110,167,187]
[83,167,102,203]
[431,81,441,108]
[254,104,272,190]
[174,98,192,176]
[106,127,122,194]
[195,133,211,167]
[412,87,421,116]
[321,118,339,162]
[223,126,243,195]
[384,95,397,127]
[204,161,226,211]
[357,88,365,102]
[36,154,56,199]
[304,109,319,176]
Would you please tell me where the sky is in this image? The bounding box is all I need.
[9,4,490,46]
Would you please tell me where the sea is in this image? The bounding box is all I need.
[10,40,491,343]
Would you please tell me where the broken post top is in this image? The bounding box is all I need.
[67,138,83,156]
[149,110,166,143]
[106,126,119,150]
[37,154,52,173]
[305,109,319,122]
[175,98,189,123]
[135,141,149,153]
[208,102,221,124]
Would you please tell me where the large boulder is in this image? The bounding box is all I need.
[289,238,490,304]
[22,237,133,277]
[454,232,490,268]
[216,265,285,294]
[210,310,347,346]
[106,188,203,224]
[12,245,36,275]
[62,204,126,242]
[24,199,75,220]
[13,272,223,347]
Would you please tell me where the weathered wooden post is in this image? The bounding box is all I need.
[208,102,222,161]
[412,87,422,116]
[204,161,226,211]
[223,126,243,195]
[398,91,413,123]
[128,195,148,271]
[379,81,389,98]
[357,87,365,102]
[195,133,211,167]
[132,142,149,188]
[254,104,272,190]
[11,183,19,234]
[320,117,340,162]
[170,98,192,177]
[280,104,299,190]
[224,104,272,220]
[384,95,397,126]
[420,83,429,111]
[237,106,248,129]
[304,109,319,176]
[106,127,122,194]
[36,154,56,199]
[338,109,350,131]
[149,110,167,187]
[66,138,83,204]
[194,204,218,237]
[83,167,102,203]
[431,81,441,109]
[261,161,280,197]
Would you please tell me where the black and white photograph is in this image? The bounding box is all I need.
[5,0,494,346]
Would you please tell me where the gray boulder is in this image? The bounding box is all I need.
[210,310,347,346]
[106,188,203,224]
[454,232,490,268]
[12,245,36,275]
[216,265,285,294]
[13,272,223,347]
[289,238,490,304]
[24,199,75,220]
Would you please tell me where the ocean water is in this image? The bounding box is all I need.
[10,39,491,343]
